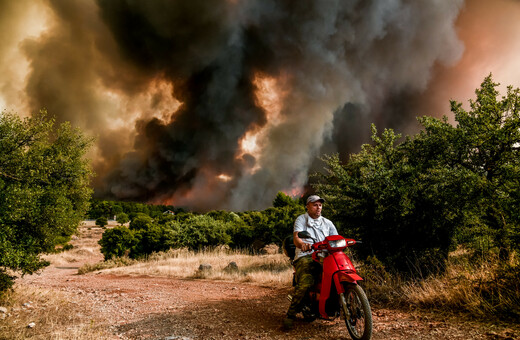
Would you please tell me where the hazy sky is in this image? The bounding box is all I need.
[1,0,519,211]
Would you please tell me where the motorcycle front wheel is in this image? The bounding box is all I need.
[339,283,372,340]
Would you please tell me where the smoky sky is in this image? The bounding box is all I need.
[2,0,519,211]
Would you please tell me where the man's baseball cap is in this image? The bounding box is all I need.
[306,195,325,204]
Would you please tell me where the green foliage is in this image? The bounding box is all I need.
[129,213,154,231]
[238,204,305,247]
[95,216,108,228]
[0,270,16,294]
[135,222,179,257]
[272,191,299,208]
[87,199,175,220]
[98,226,137,259]
[167,215,232,249]
[116,212,129,225]
[315,75,520,274]
[97,191,306,259]
[0,110,92,290]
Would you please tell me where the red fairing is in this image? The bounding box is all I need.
[318,248,362,318]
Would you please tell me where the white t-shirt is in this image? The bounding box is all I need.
[293,213,338,261]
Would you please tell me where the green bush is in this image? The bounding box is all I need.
[314,76,520,275]
[0,270,16,295]
[131,223,177,258]
[98,226,137,260]
[0,110,92,291]
[167,215,232,249]
[129,213,153,231]
[97,193,305,258]
[95,216,108,228]
[116,212,129,225]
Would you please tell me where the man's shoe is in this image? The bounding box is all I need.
[283,317,294,331]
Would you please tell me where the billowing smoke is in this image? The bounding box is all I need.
[1,0,519,211]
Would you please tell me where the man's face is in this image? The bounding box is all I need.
[307,201,322,219]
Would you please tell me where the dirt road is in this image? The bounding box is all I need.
[19,225,518,340]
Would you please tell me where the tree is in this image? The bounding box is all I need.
[98,226,137,259]
[314,75,520,274]
[96,216,108,228]
[448,75,520,257]
[0,110,93,291]
[116,212,130,225]
[129,213,154,231]
[167,215,232,249]
[272,191,299,208]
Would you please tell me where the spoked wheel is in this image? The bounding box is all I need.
[339,283,372,340]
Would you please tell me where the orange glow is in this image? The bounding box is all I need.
[240,131,259,155]
[283,186,304,198]
[252,72,284,124]
[217,174,232,182]
[106,77,181,131]
[237,72,289,172]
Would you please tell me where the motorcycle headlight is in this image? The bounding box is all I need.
[328,239,346,248]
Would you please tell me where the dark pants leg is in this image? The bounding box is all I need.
[287,255,321,318]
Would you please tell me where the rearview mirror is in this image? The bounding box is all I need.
[298,231,312,239]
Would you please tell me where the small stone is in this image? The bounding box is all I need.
[0,307,7,313]
[224,262,239,273]
[198,264,212,271]
[27,322,36,328]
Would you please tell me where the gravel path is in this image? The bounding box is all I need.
[19,225,519,340]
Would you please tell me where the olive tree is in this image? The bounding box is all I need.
[315,75,520,274]
[0,110,93,291]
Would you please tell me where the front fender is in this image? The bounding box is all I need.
[334,271,363,294]
[320,270,364,318]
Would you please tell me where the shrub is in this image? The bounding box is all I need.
[131,224,176,258]
[98,226,137,260]
[116,212,129,225]
[168,215,232,249]
[129,213,153,231]
[0,110,92,291]
[95,216,108,228]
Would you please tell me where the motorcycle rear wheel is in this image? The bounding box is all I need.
[339,283,372,340]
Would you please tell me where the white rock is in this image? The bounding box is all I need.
[27,322,36,328]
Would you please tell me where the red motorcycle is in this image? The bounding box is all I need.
[283,231,373,340]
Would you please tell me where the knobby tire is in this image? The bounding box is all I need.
[340,283,372,340]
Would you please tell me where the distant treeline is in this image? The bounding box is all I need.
[87,199,179,220]
[96,192,305,260]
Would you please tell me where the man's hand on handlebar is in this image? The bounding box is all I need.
[301,243,312,252]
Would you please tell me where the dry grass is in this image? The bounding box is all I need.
[43,224,105,268]
[80,247,294,287]
[0,286,111,340]
[362,247,520,320]
[400,250,520,319]
[0,224,112,339]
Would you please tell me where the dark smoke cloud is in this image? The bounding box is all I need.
[94,0,465,210]
[2,0,519,211]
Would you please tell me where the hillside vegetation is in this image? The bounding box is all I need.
[93,75,519,320]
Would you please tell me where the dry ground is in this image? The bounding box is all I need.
[12,222,520,340]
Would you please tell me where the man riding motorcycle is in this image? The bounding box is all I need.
[283,194,338,330]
